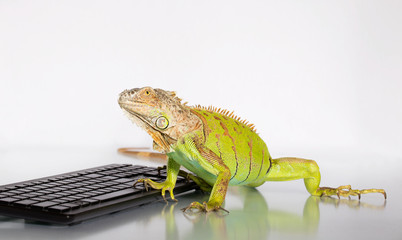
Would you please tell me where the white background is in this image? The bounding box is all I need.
[1,2,402,239]
[1,0,401,158]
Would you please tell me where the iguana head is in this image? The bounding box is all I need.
[118,87,202,152]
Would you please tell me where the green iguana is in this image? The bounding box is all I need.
[118,87,386,212]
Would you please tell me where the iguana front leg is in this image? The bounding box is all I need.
[180,145,231,213]
[157,165,213,192]
[182,169,230,213]
[134,157,180,201]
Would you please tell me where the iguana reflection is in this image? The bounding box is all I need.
[161,187,385,240]
[163,187,319,240]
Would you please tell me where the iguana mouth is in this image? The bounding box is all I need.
[122,107,154,130]
[120,105,176,152]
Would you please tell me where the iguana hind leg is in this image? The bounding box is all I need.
[265,157,386,199]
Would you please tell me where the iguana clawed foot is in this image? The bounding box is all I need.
[133,178,177,202]
[318,185,387,199]
[181,201,229,213]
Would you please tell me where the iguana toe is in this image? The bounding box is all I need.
[181,201,229,213]
[133,178,178,201]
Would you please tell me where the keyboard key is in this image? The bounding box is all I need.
[94,188,111,193]
[45,188,61,194]
[8,190,23,195]
[84,191,101,197]
[67,173,81,178]
[25,187,41,191]
[78,193,93,198]
[100,182,115,187]
[60,202,80,210]
[92,189,141,202]
[37,190,52,194]
[41,195,58,200]
[30,197,46,202]
[52,199,69,204]
[48,205,71,212]
[15,199,38,206]
[85,185,101,190]
[71,188,86,193]
[81,198,99,204]
[58,197,76,202]
[32,201,59,209]
[17,188,33,193]
[99,176,118,181]
[113,178,134,183]
[27,193,42,197]
[1,192,18,197]
[113,184,132,190]
[71,200,90,207]
[68,195,84,200]
[34,185,48,190]
[52,192,69,197]
[0,197,19,204]
[68,183,83,188]
[85,174,103,178]
[11,195,30,200]
[144,170,159,176]
[42,183,58,188]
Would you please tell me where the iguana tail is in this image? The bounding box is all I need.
[118,147,168,163]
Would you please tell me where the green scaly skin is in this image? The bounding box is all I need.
[118,87,386,213]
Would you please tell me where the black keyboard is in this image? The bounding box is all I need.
[0,164,197,225]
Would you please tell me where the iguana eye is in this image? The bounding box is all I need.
[155,116,169,130]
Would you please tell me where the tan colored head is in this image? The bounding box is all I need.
[118,87,202,152]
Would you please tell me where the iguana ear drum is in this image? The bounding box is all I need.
[155,116,169,130]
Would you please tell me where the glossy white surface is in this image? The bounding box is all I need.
[0,147,401,240]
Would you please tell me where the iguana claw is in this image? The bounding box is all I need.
[318,185,387,200]
[133,178,177,202]
[181,201,229,213]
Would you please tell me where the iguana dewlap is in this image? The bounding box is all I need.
[118,87,386,212]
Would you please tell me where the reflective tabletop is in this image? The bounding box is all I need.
[0,147,401,240]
